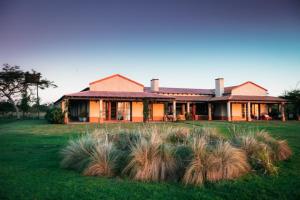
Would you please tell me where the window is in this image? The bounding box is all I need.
[117,102,131,120]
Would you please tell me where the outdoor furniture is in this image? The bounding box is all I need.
[177,114,186,121]
[262,114,272,120]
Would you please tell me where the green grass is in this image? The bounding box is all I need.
[0,120,300,200]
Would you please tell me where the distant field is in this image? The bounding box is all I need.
[0,120,299,200]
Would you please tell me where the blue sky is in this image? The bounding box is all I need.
[0,0,300,103]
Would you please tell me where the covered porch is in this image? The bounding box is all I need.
[60,91,174,123]
[165,96,212,121]
[211,95,287,122]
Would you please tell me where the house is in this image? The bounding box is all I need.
[55,74,286,123]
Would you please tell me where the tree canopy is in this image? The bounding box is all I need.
[0,64,57,119]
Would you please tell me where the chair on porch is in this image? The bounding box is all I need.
[261,113,272,120]
[164,114,175,122]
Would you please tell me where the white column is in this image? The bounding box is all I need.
[62,99,69,124]
[187,102,190,113]
[247,102,252,121]
[173,100,176,121]
[208,103,212,121]
[99,99,103,123]
[281,102,286,122]
[227,101,231,121]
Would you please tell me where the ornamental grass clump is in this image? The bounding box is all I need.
[60,135,95,171]
[255,130,292,161]
[238,135,278,175]
[123,132,176,182]
[206,141,250,182]
[183,136,207,185]
[167,127,190,144]
[60,125,292,186]
[83,138,118,177]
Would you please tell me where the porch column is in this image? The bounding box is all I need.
[187,102,190,114]
[62,99,69,124]
[281,102,286,122]
[99,99,103,123]
[182,104,186,115]
[208,103,212,121]
[173,100,177,121]
[227,101,231,121]
[247,102,252,121]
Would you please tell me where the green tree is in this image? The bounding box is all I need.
[0,64,57,119]
[0,64,25,119]
[281,89,300,120]
[20,92,30,118]
[25,70,57,119]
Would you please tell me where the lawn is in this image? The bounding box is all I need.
[0,120,300,200]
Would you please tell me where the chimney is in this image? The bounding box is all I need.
[215,78,224,97]
[151,79,159,92]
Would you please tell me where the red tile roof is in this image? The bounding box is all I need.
[144,87,214,95]
[175,96,211,102]
[210,95,286,102]
[65,91,175,99]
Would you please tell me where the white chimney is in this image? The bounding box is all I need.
[151,79,159,92]
[215,78,224,97]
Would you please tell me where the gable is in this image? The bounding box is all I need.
[231,82,268,96]
[89,74,144,92]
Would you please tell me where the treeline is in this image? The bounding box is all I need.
[0,101,50,119]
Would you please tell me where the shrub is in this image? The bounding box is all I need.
[45,107,65,124]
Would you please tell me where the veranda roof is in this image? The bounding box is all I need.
[62,91,175,101]
[210,95,286,103]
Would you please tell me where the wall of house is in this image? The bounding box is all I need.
[260,104,268,114]
[231,103,246,121]
[89,100,100,123]
[213,103,228,120]
[90,75,144,92]
[132,102,143,122]
[231,82,267,96]
[152,103,164,121]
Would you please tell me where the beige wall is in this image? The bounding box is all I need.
[132,102,143,122]
[231,82,267,96]
[260,104,268,114]
[231,103,246,120]
[89,100,100,123]
[152,103,164,121]
[90,75,144,92]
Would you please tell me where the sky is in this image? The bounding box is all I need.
[0,0,300,103]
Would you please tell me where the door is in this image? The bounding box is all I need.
[111,102,117,120]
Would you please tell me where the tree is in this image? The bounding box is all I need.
[281,89,300,120]
[0,64,25,119]
[20,92,30,117]
[25,70,57,119]
[0,64,57,119]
